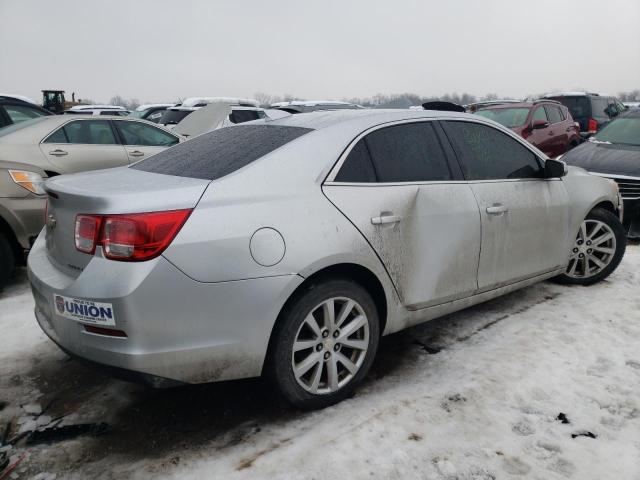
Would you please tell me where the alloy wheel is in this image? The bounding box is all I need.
[291,297,369,394]
[566,219,616,279]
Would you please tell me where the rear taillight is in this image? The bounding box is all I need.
[74,209,192,261]
[587,118,598,134]
[75,215,102,254]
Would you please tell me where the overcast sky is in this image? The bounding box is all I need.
[1,0,639,104]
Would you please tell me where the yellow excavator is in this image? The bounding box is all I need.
[41,90,82,114]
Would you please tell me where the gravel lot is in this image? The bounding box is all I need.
[1,244,639,480]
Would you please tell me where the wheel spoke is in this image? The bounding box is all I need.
[580,255,589,275]
[588,254,606,270]
[593,245,614,255]
[293,339,318,352]
[567,258,578,276]
[335,352,358,374]
[294,351,322,377]
[326,356,339,390]
[335,300,355,329]
[592,232,613,246]
[304,313,322,337]
[338,314,366,340]
[340,337,368,351]
[322,299,336,330]
[309,361,323,392]
[579,222,588,242]
[587,222,603,240]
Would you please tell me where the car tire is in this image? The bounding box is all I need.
[267,278,380,410]
[554,207,626,286]
[0,232,16,288]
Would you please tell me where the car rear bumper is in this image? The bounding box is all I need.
[28,232,303,384]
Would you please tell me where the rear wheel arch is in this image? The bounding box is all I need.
[263,263,388,372]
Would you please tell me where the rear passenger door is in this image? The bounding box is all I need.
[323,121,481,310]
[39,119,128,174]
[441,120,570,291]
[113,120,180,162]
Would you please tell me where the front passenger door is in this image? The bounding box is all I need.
[441,120,570,291]
[113,120,180,163]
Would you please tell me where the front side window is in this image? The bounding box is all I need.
[115,121,179,146]
[475,108,530,128]
[545,105,564,124]
[5,105,47,124]
[442,121,543,180]
[44,120,117,145]
[532,107,548,123]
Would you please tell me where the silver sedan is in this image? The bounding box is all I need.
[28,109,626,409]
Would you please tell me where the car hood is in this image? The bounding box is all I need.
[562,141,640,177]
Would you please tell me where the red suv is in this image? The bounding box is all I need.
[474,100,581,158]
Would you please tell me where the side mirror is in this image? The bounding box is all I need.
[532,120,550,130]
[545,158,567,178]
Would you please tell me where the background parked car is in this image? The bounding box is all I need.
[64,105,130,116]
[0,95,53,128]
[0,115,182,285]
[544,92,627,137]
[270,100,364,114]
[560,110,640,238]
[474,100,581,158]
[157,97,261,128]
[129,103,175,123]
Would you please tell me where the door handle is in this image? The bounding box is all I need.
[129,150,145,157]
[48,149,68,156]
[371,213,401,225]
[486,204,508,215]
[548,131,554,136]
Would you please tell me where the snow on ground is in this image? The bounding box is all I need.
[1,245,639,480]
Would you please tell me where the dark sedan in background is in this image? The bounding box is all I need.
[562,110,640,237]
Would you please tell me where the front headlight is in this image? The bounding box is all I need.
[8,170,46,195]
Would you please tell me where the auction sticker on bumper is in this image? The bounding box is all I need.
[53,294,116,326]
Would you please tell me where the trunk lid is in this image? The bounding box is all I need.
[44,167,210,276]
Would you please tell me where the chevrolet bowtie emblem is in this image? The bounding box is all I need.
[46,214,57,230]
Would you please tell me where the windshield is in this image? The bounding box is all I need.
[158,109,192,125]
[475,108,530,128]
[129,110,145,118]
[591,117,640,146]
[0,117,47,137]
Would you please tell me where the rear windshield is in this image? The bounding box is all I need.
[475,108,530,127]
[131,124,313,180]
[159,109,192,125]
[546,96,590,119]
[0,117,47,137]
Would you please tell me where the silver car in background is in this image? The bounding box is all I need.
[28,109,626,409]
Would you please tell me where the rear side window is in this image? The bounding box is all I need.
[115,121,179,146]
[131,124,313,180]
[545,105,564,123]
[442,121,543,180]
[547,96,590,120]
[44,120,118,145]
[338,122,451,183]
[334,139,376,182]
